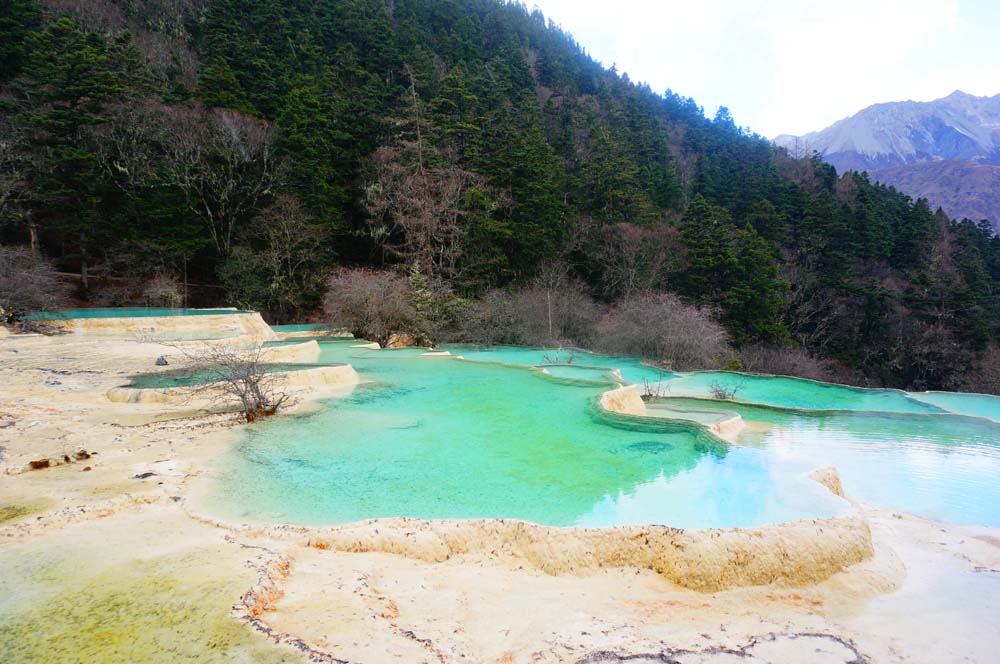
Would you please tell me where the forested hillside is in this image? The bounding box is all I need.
[2,0,1000,391]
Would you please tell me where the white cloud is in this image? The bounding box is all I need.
[529,0,998,137]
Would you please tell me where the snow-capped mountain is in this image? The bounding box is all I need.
[774,91,1000,173]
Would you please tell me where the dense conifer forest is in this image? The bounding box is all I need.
[2,0,1000,390]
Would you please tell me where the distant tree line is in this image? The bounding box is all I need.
[2,0,1000,391]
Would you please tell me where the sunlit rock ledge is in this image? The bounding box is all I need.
[46,310,279,342]
[198,480,873,594]
[599,383,746,440]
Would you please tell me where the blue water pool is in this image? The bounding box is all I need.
[200,343,1000,529]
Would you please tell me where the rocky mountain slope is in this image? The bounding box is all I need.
[872,159,1000,229]
[775,91,1000,229]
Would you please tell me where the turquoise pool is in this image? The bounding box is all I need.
[204,343,848,528]
[907,390,1000,423]
[271,323,331,333]
[656,371,944,414]
[659,397,1000,527]
[124,363,329,389]
[29,307,246,319]
[444,344,676,385]
[202,343,1000,529]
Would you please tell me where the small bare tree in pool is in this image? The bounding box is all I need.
[182,344,289,422]
[541,346,578,364]
[709,378,745,401]
[640,377,669,401]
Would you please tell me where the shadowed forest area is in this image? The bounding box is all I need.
[3,0,1000,391]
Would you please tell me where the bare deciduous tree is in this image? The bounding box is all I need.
[179,343,289,422]
[600,223,684,299]
[0,117,35,244]
[595,292,730,370]
[365,141,504,280]
[324,268,421,348]
[0,246,69,325]
[38,0,126,32]
[220,195,330,321]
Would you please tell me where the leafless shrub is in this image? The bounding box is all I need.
[709,379,744,400]
[641,377,669,400]
[595,292,730,370]
[143,272,183,308]
[439,289,523,345]
[599,223,685,299]
[177,343,288,422]
[513,285,600,348]
[957,344,1000,396]
[737,343,837,382]
[0,246,69,325]
[541,347,578,364]
[324,268,421,348]
[13,319,63,335]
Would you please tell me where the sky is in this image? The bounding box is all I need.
[528,0,1000,138]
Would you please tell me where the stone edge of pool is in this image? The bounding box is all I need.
[44,311,279,343]
[188,476,872,596]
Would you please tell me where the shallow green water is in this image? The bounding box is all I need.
[444,344,676,385]
[205,344,847,528]
[661,371,943,414]
[204,343,1000,529]
[907,391,1000,423]
[29,307,246,319]
[271,323,329,333]
[124,363,328,389]
[645,402,736,426]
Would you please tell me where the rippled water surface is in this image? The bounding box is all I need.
[204,342,1000,529]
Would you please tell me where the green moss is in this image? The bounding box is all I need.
[0,550,297,664]
[0,501,50,526]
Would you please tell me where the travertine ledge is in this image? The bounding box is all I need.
[599,384,648,416]
[48,311,278,342]
[220,500,873,593]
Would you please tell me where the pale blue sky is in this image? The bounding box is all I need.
[529,0,1000,137]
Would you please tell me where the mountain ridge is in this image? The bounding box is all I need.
[774,90,1000,171]
[775,90,1000,229]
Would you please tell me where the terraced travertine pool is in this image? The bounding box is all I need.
[201,342,1000,530]
[29,307,248,319]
